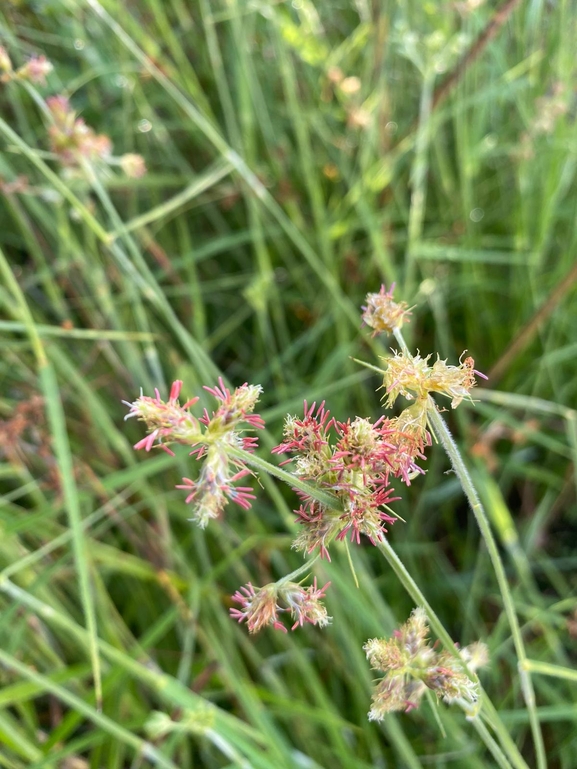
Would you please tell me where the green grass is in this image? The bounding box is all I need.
[1,0,576,767]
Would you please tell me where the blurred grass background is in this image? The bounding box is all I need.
[0,0,576,766]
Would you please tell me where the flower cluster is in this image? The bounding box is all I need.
[364,608,488,719]
[383,350,487,409]
[46,96,146,177]
[46,96,112,166]
[123,285,487,651]
[230,578,331,633]
[273,402,430,560]
[124,378,264,527]
[362,284,412,336]
[1,48,146,179]
[0,47,53,85]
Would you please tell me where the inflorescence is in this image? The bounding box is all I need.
[0,46,146,179]
[3,38,492,727]
[124,378,263,529]
[272,402,428,560]
[364,608,488,719]
[125,285,486,660]
[0,47,53,85]
[361,282,412,335]
[231,578,332,634]
[46,95,147,177]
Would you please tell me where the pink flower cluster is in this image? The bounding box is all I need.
[124,378,264,528]
[273,401,430,560]
[0,47,53,84]
[124,286,487,638]
[124,379,199,456]
[45,95,146,177]
[1,47,147,179]
[47,95,113,165]
[361,283,411,335]
[230,578,331,633]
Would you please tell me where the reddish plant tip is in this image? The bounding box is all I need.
[169,380,183,401]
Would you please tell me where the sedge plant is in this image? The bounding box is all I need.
[0,28,559,769]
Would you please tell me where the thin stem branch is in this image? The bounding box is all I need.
[227,446,340,511]
[375,538,528,769]
[405,71,434,298]
[472,717,513,769]
[425,403,545,769]
[276,554,321,587]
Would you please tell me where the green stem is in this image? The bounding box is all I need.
[472,716,513,769]
[393,326,545,769]
[0,244,46,367]
[405,70,435,298]
[426,403,545,768]
[276,554,320,588]
[521,660,577,684]
[0,648,178,769]
[0,117,111,243]
[227,446,339,511]
[109,158,233,238]
[0,245,103,712]
[0,578,265,752]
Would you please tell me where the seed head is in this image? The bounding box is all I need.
[273,401,333,465]
[383,403,431,485]
[381,351,431,407]
[282,578,332,630]
[120,153,147,178]
[125,378,264,526]
[47,95,113,166]
[427,353,488,408]
[124,379,200,455]
[230,578,331,633]
[362,284,411,336]
[19,55,53,84]
[364,608,488,719]
[274,404,403,559]
[382,351,486,409]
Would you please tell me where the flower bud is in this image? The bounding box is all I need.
[20,55,53,84]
